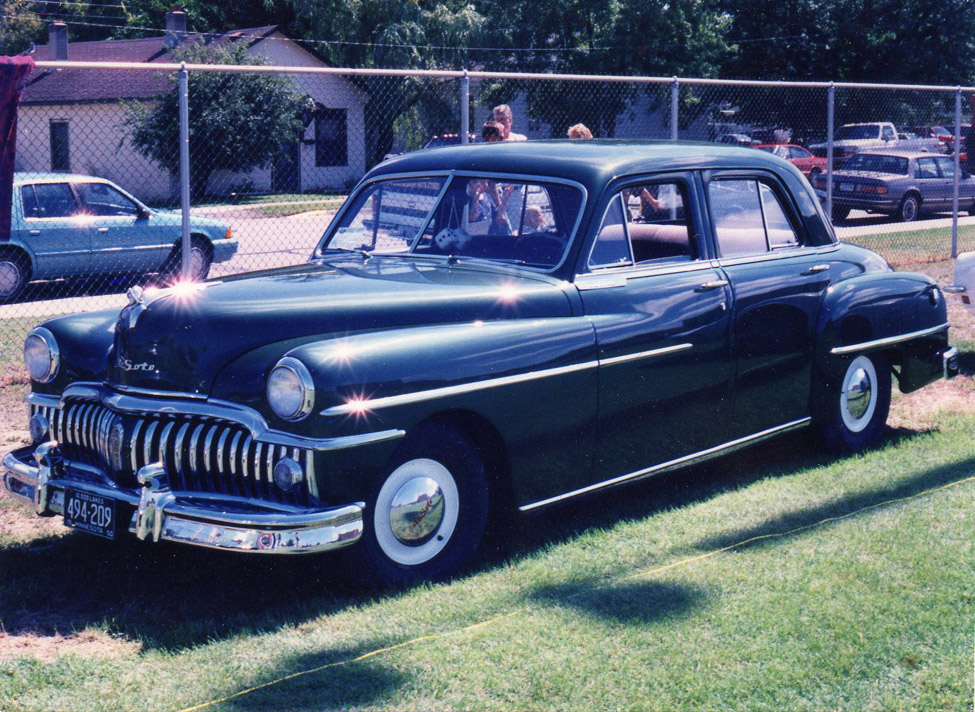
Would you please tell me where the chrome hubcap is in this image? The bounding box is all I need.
[840,355,877,433]
[0,260,22,297]
[389,476,445,546]
[374,458,459,566]
[189,247,207,280]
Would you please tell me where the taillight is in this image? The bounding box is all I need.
[224,227,233,239]
[860,184,888,195]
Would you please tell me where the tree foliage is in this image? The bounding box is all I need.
[0,0,42,55]
[123,43,306,198]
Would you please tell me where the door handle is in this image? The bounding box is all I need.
[806,264,830,274]
[97,227,109,233]
[697,279,729,291]
[28,229,40,236]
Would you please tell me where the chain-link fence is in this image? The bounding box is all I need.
[3,60,975,355]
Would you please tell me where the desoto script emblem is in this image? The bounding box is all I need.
[117,358,156,373]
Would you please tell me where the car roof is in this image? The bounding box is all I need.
[846,149,941,159]
[13,172,109,185]
[367,139,790,193]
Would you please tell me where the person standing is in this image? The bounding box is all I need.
[493,104,527,141]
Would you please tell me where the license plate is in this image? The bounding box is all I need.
[839,182,855,192]
[63,489,117,539]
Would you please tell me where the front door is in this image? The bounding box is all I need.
[79,182,172,274]
[578,175,734,482]
[273,143,301,193]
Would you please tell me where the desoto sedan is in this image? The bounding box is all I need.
[3,141,958,587]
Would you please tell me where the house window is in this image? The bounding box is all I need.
[50,121,70,172]
[315,109,348,167]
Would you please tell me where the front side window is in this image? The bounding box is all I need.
[709,178,800,257]
[590,181,693,268]
[323,175,584,269]
[77,183,141,217]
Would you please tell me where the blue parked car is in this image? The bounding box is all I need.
[0,173,238,301]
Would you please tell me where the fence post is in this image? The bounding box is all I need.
[952,87,962,259]
[670,78,679,140]
[460,71,470,145]
[826,83,835,221]
[179,64,192,280]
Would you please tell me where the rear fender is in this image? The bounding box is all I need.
[816,271,949,393]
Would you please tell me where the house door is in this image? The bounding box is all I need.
[272,143,301,193]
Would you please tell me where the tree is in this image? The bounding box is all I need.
[0,0,42,55]
[123,42,306,199]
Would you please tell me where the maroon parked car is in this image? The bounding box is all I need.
[755,144,827,179]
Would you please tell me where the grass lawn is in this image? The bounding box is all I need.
[843,222,975,266]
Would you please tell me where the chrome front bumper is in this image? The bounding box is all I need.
[2,443,363,555]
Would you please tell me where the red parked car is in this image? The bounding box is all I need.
[755,144,827,179]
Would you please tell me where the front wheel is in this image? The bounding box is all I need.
[353,422,489,588]
[160,236,212,284]
[818,353,891,454]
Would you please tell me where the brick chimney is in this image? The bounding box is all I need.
[48,22,68,60]
[165,9,187,44]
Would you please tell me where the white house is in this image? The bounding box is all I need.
[15,14,369,202]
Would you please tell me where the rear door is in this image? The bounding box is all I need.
[17,181,91,278]
[705,173,833,439]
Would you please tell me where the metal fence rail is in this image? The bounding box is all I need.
[3,61,975,369]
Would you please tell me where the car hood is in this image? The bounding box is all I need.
[110,256,574,396]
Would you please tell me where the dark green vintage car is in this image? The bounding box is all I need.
[3,141,959,586]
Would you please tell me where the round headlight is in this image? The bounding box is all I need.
[267,357,315,421]
[24,328,59,383]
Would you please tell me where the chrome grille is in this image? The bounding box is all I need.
[31,399,314,506]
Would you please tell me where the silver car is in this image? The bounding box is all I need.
[811,150,975,222]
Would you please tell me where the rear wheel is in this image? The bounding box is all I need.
[0,253,30,302]
[352,422,489,588]
[818,353,891,454]
[831,205,850,222]
[898,193,920,222]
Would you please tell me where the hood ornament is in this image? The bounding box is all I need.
[126,286,145,306]
[122,286,148,329]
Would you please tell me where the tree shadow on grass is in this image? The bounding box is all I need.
[527,579,709,626]
[691,448,975,553]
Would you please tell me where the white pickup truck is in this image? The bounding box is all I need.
[810,122,945,166]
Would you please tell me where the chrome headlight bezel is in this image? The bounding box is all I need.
[267,357,315,422]
[24,327,60,383]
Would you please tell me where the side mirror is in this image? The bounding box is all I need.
[137,207,152,220]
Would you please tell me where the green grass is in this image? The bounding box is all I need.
[1,412,973,711]
[843,222,975,266]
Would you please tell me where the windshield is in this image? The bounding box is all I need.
[321,175,585,269]
[841,154,909,175]
[835,125,882,141]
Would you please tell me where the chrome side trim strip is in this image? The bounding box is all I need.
[320,360,600,417]
[830,323,949,355]
[599,343,693,367]
[519,417,812,512]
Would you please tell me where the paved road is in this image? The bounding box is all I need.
[2,207,973,321]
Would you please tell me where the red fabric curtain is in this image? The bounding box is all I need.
[0,56,35,243]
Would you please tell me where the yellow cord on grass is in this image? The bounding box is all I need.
[178,474,975,712]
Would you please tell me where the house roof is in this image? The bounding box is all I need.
[21,26,279,104]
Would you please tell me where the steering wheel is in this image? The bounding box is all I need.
[513,234,566,265]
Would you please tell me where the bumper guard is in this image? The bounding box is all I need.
[2,443,363,555]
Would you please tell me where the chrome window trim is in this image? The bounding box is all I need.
[830,323,950,355]
[576,260,716,290]
[716,243,840,269]
[519,417,812,511]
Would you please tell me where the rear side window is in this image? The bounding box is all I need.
[22,183,78,219]
[709,179,800,257]
[590,181,693,269]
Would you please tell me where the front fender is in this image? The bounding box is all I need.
[286,317,599,505]
[816,271,949,391]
